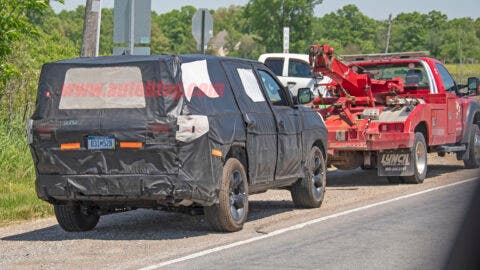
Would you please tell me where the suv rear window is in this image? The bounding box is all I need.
[264,58,284,76]
[59,66,146,110]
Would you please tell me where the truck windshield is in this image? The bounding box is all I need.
[357,63,430,89]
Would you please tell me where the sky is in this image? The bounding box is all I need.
[51,0,479,20]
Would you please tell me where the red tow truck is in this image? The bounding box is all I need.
[298,44,480,183]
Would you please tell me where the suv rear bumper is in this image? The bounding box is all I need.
[36,174,217,206]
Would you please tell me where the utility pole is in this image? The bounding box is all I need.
[200,9,205,54]
[81,0,102,57]
[385,14,392,53]
[130,0,135,54]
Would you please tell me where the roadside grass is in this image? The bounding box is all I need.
[0,121,52,226]
[445,64,480,83]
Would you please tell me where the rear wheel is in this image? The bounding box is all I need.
[54,204,99,232]
[204,158,249,232]
[402,132,428,184]
[464,125,480,169]
[291,146,326,208]
[387,176,402,184]
[361,164,375,170]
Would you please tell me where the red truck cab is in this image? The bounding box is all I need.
[301,45,480,184]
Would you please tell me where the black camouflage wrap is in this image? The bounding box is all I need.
[29,55,327,207]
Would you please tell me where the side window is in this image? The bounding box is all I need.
[435,63,456,92]
[237,68,266,102]
[258,70,287,106]
[263,58,284,76]
[288,60,311,78]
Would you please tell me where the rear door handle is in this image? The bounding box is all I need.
[246,119,256,128]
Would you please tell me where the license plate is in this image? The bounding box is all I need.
[87,136,115,150]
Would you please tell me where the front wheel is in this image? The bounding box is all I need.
[291,146,327,208]
[204,158,249,232]
[402,132,428,184]
[464,125,480,169]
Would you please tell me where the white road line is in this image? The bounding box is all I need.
[139,177,479,270]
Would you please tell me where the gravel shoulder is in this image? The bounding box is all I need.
[0,154,478,270]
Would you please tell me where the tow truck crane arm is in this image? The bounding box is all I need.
[308,44,404,107]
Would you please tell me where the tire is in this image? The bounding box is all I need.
[291,146,327,208]
[54,204,99,232]
[387,176,403,184]
[204,158,249,232]
[361,164,375,170]
[464,125,480,169]
[402,132,428,184]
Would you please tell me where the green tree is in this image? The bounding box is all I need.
[476,18,480,39]
[244,0,322,53]
[210,5,265,58]
[153,6,197,54]
[424,11,448,57]
[38,6,84,54]
[312,5,381,54]
[390,12,429,52]
[438,18,480,63]
[0,0,58,83]
[213,5,246,40]
[149,14,171,55]
[99,8,114,55]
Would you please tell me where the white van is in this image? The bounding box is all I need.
[258,53,331,97]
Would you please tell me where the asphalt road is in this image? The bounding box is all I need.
[166,178,479,270]
[0,154,479,270]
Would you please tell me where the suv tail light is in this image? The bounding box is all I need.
[35,123,56,140]
[379,123,404,133]
[147,123,172,133]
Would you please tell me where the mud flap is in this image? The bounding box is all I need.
[377,149,415,177]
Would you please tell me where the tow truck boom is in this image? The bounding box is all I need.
[308,44,404,106]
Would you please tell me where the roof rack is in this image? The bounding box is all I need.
[339,51,430,62]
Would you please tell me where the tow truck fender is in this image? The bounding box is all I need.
[458,100,480,160]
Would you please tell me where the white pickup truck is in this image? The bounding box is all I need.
[258,53,331,97]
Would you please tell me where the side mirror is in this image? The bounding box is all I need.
[457,84,468,96]
[467,77,479,96]
[297,88,313,105]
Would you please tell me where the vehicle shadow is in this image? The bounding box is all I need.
[426,164,467,178]
[1,200,295,242]
[327,164,466,188]
[1,159,467,242]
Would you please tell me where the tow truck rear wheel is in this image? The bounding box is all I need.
[464,125,480,169]
[361,164,375,170]
[386,176,402,184]
[402,132,428,184]
[204,158,249,232]
[54,204,99,232]
[291,146,326,208]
